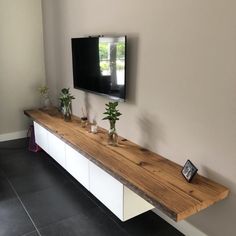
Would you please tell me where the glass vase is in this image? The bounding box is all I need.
[108,128,118,146]
[41,96,51,110]
[108,121,118,146]
[62,104,72,122]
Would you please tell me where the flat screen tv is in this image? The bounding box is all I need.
[71,36,127,101]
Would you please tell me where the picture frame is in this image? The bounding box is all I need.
[181,160,198,183]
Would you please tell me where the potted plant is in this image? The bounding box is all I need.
[59,88,75,121]
[102,101,122,146]
[38,85,50,109]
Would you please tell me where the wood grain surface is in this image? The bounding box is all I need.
[24,108,229,221]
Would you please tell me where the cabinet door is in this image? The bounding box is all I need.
[89,162,123,220]
[47,132,66,168]
[65,144,90,190]
[34,121,49,153]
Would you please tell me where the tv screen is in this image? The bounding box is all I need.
[71,36,127,101]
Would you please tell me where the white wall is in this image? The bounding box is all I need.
[0,0,45,137]
[41,0,236,235]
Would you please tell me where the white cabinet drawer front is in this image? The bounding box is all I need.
[65,144,90,190]
[34,122,49,152]
[89,162,123,220]
[48,132,66,168]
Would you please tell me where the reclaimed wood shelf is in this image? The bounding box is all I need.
[24,108,229,222]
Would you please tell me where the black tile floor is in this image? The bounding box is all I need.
[0,138,184,236]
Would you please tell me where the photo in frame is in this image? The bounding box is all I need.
[181,160,198,182]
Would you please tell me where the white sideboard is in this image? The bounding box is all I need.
[34,121,154,221]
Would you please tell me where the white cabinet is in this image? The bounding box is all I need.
[65,144,90,190]
[34,121,49,153]
[47,132,66,169]
[34,121,66,168]
[33,121,153,221]
[89,162,154,221]
[89,161,123,219]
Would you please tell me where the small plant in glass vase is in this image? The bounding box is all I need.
[38,85,50,109]
[59,88,75,122]
[102,102,122,146]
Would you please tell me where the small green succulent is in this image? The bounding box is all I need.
[102,102,122,130]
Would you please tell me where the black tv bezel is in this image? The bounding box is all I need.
[71,35,127,102]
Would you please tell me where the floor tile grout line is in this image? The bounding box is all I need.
[5,177,42,236]
[21,230,39,236]
[35,211,85,233]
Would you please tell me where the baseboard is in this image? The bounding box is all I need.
[152,209,207,236]
[0,130,28,142]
